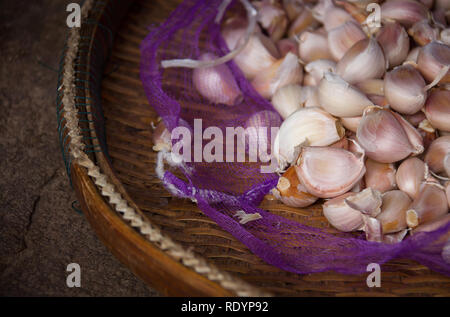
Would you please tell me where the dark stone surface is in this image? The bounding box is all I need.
[0,0,159,296]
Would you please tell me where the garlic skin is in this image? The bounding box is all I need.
[322,192,364,232]
[405,111,426,127]
[424,89,450,132]
[357,107,424,163]
[317,72,374,117]
[254,0,288,42]
[406,182,449,228]
[441,29,450,46]
[364,159,396,193]
[251,52,303,99]
[304,59,336,86]
[327,20,366,61]
[445,181,450,208]
[383,229,408,244]
[355,79,385,97]
[152,121,172,152]
[288,7,319,37]
[396,157,428,200]
[391,111,425,155]
[376,22,410,68]
[416,41,450,84]
[276,38,298,57]
[273,166,318,208]
[294,142,366,198]
[298,31,333,63]
[322,5,355,32]
[384,64,427,115]
[192,53,243,106]
[340,116,362,133]
[345,187,382,217]
[336,38,386,85]
[411,213,450,235]
[282,0,304,21]
[408,19,440,46]
[376,190,411,234]
[274,107,345,169]
[406,46,421,63]
[362,215,383,242]
[270,84,304,119]
[380,0,428,28]
[424,136,450,174]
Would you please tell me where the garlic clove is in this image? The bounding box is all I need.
[424,135,450,174]
[405,46,421,63]
[317,72,374,117]
[340,116,361,133]
[273,166,318,208]
[288,6,319,37]
[406,182,449,228]
[301,86,321,108]
[362,215,383,242]
[322,5,356,32]
[445,154,450,178]
[408,19,440,46]
[396,157,429,200]
[330,137,349,150]
[274,107,345,169]
[298,31,333,63]
[282,0,306,22]
[376,190,411,234]
[322,192,365,232]
[270,84,304,119]
[335,0,368,24]
[383,229,408,244]
[376,21,410,68]
[445,181,450,208]
[405,111,426,127]
[304,59,336,86]
[345,187,382,217]
[424,89,450,132]
[251,52,303,99]
[294,142,366,198]
[152,120,172,152]
[380,0,428,28]
[276,38,299,57]
[336,38,386,85]
[441,29,450,46]
[436,0,450,10]
[327,20,367,62]
[351,177,366,192]
[355,79,385,97]
[416,41,450,84]
[254,0,288,42]
[391,111,425,156]
[364,159,397,193]
[411,213,450,235]
[192,53,243,106]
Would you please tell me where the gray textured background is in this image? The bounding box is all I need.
[0,0,159,296]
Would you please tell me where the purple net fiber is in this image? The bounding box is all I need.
[140,0,450,276]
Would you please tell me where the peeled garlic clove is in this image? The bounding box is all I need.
[152,120,172,152]
[317,72,374,117]
[255,0,288,42]
[424,136,450,174]
[336,38,386,85]
[364,159,396,194]
[276,38,298,57]
[362,215,383,242]
[322,192,364,232]
[417,41,450,84]
[274,107,345,169]
[298,31,333,63]
[288,7,319,37]
[384,64,427,115]
[294,143,366,198]
[383,229,408,244]
[396,157,428,200]
[376,21,410,68]
[304,59,336,85]
[271,84,304,119]
[345,187,382,217]
[380,0,428,28]
[406,182,449,228]
[327,20,367,61]
[376,190,411,234]
[192,53,243,106]
[274,166,318,208]
[424,89,450,132]
[357,107,422,163]
[408,19,440,46]
[251,52,303,99]
[411,213,450,235]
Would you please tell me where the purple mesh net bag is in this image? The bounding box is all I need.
[140,0,450,276]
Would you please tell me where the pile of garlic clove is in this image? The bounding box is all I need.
[198,0,450,243]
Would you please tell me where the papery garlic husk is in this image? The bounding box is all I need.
[192,53,243,106]
[376,21,410,68]
[406,182,449,228]
[384,64,427,115]
[251,52,303,99]
[271,84,305,119]
[336,38,386,85]
[357,107,424,163]
[383,229,408,244]
[405,111,426,127]
[335,0,368,23]
[417,41,450,84]
[282,0,305,21]
[364,159,397,193]
[396,157,428,200]
[351,177,366,192]
[304,59,336,86]
[317,72,374,117]
[152,120,172,152]
[380,0,428,28]
[327,20,366,62]
[408,19,440,46]
[391,110,425,154]
[288,7,319,37]
[345,187,382,217]
[355,79,385,97]
[340,116,362,133]
[424,135,450,174]
[298,31,333,63]
[330,137,349,150]
[433,9,448,28]
[273,166,318,208]
[223,27,279,80]
[255,0,288,42]
[411,213,450,235]
[419,127,438,152]
[322,192,364,232]
[274,107,345,169]
[406,46,421,63]
[294,142,366,198]
[376,190,411,234]
[441,29,450,46]
[362,215,383,242]
[424,89,450,132]
[277,38,298,57]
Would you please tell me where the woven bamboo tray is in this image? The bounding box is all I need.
[57,0,450,296]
